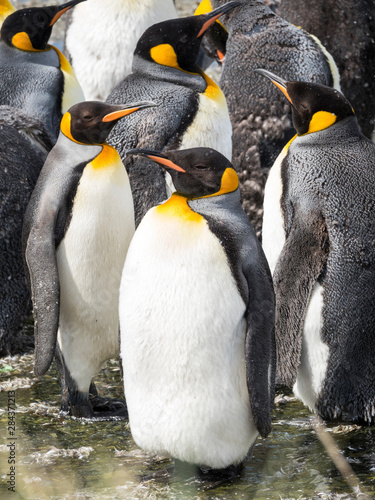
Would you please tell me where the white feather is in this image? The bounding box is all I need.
[57,156,134,392]
[262,145,287,274]
[65,0,178,101]
[179,88,233,161]
[120,207,258,468]
[294,283,329,410]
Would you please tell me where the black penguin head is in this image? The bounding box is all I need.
[60,101,156,145]
[134,1,239,73]
[255,69,355,136]
[1,0,86,51]
[195,0,228,64]
[126,147,239,199]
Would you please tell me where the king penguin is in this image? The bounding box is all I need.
[119,146,275,472]
[257,68,375,424]
[0,0,85,145]
[23,100,155,418]
[276,0,375,141]
[64,0,178,101]
[0,0,14,26]
[202,0,340,237]
[106,1,240,227]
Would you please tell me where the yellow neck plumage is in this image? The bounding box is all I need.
[155,167,239,222]
[149,43,222,100]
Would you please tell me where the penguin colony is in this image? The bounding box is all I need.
[0,0,374,476]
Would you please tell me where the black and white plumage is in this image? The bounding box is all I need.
[23,101,154,418]
[64,0,178,101]
[106,2,240,226]
[259,69,375,424]
[120,147,275,470]
[210,0,340,236]
[276,0,375,141]
[0,0,85,143]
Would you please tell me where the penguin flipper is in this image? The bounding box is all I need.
[190,191,276,438]
[274,207,328,388]
[25,210,60,377]
[244,247,276,438]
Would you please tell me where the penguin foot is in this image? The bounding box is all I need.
[90,394,128,418]
[197,462,243,486]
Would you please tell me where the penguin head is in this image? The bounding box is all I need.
[134,1,239,73]
[1,0,86,51]
[60,101,156,145]
[127,147,239,199]
[195,0,229,64]
[255,69,355,136]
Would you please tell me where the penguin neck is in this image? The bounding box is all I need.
[155,192,204,223]
[132,54,207,93]
[294,116,362,146]
[90,143,121,170]
[155,169,239,221]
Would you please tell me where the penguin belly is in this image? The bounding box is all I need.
[294,283,329,410]
[56,159,134,393]
[66,0,177,101]
[179,80,232,161]
[120,209,257,468]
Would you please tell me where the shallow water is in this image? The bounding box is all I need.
[1,341,375,500]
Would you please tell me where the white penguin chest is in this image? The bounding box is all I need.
[57,158,134,297]
[66,0,177,100]
[179,84,233,161]
[120,206,257,468]
[56,157,134,389]
[262,145,288,273]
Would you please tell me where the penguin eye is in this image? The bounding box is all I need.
[82,115,94,122]
[35,13,48,27]
[194,164,207,170]
[300,103,309,111]
[179,34,189,44]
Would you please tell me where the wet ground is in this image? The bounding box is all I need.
[1,337,375,500]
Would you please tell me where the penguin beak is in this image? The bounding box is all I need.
[102,102,156,123]
[49,0,87,27]
[194,0,228,32]
[126,149,186,173]
[217,49,225,63]
[197,1,240,38]
[255,68,293,105]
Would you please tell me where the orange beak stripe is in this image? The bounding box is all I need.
[217,49,225,62]
[102,107,140,122]
[50,6,71,26]
[147,155,186,173]
[271,80,293,105]
[197,13,222,38]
